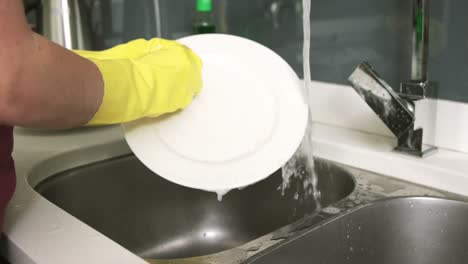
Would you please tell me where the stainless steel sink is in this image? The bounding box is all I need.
[245,197,468,264]
[34,155,355,259]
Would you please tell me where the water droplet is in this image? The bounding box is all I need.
[47,224,63,234]
[322,207,341,214]
[428,209,432,214]
[349,246,354,252]
[215,189,230,202]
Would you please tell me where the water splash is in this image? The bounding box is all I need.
[281,0,321,212]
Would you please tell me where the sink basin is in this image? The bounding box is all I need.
[245,197,468,264]
[34,155,354,259]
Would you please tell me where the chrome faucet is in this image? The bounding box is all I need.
[348,0,437,158]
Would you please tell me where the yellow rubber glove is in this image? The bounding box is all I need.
[73,38,203,125]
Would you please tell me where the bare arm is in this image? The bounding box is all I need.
[0,0,103,129]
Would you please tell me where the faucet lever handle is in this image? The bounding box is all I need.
[348,62,415,139]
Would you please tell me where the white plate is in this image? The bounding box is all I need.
[123,34,307,191]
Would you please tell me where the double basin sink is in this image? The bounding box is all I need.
[33,154,467,263]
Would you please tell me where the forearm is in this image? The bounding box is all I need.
[0,0,103,129]
[2,33,103,129]
[0,1,201,128]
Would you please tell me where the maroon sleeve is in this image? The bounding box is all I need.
[0,126,16,230]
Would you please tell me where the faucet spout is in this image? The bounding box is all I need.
[411,0,430,83]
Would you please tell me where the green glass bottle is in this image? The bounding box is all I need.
[193,0,216,34]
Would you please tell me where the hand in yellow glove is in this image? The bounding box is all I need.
[73,38,203,125]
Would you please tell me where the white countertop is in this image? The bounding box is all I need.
[6,126,147,264]
[3,123,468,263]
